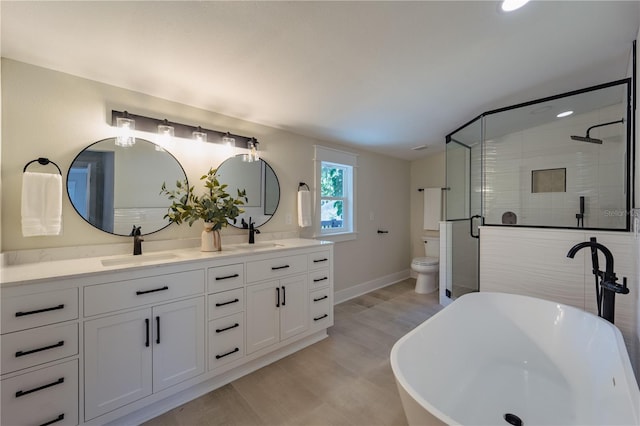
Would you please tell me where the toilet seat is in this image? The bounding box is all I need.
[411,256,438,267]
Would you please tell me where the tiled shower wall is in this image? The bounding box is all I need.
[484,104,627,229]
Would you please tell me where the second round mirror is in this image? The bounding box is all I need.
[216,155,280,228]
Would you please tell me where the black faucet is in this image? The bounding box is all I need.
[567,237,629,324]
[248,217,260,244]
[130,225,144,255]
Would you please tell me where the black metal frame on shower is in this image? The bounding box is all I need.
[445,75,635,232]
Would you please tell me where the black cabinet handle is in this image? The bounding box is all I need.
[313,258,328,263]
[156,316,161,344]
[215,323,240,333]
[15,341,64,358]
[145,318,150,347]
[15,304,64,317]
[16,377,64,398]
[40,414,65,426]
[282,286,286,306]
[215,347,239,359]
[313,295,328,302]
[314,314,329,321]
[271,265,290,270]
[215,298,239,307]
[276,287,280,307]
[313,277,328,283]
[215,273,239,281]
[136,286,169,295]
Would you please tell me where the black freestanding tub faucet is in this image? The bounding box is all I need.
[567,237,629,324]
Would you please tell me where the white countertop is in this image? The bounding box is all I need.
[0,238,332,287]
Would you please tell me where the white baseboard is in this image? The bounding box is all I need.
[334,269,411,304]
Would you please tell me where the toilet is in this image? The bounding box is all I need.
[411,236,439,294]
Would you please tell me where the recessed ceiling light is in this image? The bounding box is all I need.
[556,110,574,118]
[501,0,530,12]
[412,144,428,151]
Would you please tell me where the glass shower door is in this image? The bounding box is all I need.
[445,117,483,299]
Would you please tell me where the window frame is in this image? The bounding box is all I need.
[314,145,358,242]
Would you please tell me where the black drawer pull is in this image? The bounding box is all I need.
[216,323,240,333]
[215,347,239,359]
[215,298,239,307]
[313,258,328,263]
[271,265,290,270]
[40,414,65,426]
[145,318,150,347]
[15,304,64,317]
[215,273,239,281]
[314,314,329,321]
[16,377,64,398]
[313,295,328,302]
[313,277,328,283]
[15,340,64,358]
[136,286,169,295]
[282,286,286,306]
[276,287,280,307]
[156,316,161,344]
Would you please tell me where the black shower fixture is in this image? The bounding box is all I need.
[570,119,624,144]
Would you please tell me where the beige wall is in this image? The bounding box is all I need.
[1,58,411,293]
[409,150,446,258]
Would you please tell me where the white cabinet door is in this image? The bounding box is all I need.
[246,281,280,354]
[84,309,152,421]
[279,275,309,341]
[152,297,205,392]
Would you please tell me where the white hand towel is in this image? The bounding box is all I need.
[22,171,63,237]
[423,188,442,230]
[297,189,312,227]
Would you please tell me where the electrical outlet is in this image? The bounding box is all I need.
[285,213,292,225]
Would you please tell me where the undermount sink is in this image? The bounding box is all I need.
[228,242,285,251]
[101,253,179,267]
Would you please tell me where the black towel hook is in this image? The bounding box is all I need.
[23,157,62,175]
[298,182,310,191]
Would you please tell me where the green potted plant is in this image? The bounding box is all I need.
[161,167,247,251]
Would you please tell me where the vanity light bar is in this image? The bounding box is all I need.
[111,110,253,149]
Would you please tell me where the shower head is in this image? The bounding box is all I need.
[570,118,624,144]
[571,135,603,144]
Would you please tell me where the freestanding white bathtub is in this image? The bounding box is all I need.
[390,292,640,426]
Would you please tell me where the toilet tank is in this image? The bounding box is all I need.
[422,236,440,258]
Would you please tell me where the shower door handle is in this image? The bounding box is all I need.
[470,215,482,239]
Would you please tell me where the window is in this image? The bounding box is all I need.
[314,146,357,241]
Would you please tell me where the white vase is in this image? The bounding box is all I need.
[201,222,221,252]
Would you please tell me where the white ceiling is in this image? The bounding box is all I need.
[1,1,638,160]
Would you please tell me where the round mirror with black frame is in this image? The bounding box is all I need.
[216,155,280,228]
[67,137,187,236]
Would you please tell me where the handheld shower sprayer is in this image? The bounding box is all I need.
[570,119,624,144]
[576,196,584,228]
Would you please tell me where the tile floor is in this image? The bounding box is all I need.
[143,279,442,426]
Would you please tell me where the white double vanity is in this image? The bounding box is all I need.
[0,238,334,425]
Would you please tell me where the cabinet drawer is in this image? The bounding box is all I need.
[208,312,244,370]
[1,288,78,334]
[207,263,244,293]
[1,323,78,375]
[84,269,205,316]
[246,254,307,283]
[208,288,244,320]
[309,288,333,331]
[309,269,331,290]
[308,250,331,270]
[1,359,78,426]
